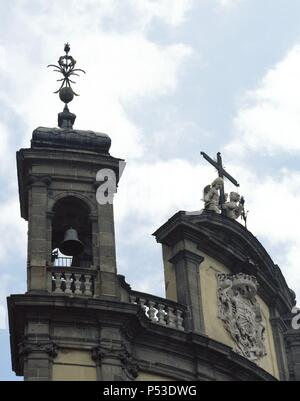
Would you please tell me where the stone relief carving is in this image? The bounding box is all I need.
[18,340,58,358]
[26,174,52,188]
[91,340,139,380]
[216,272,267,362]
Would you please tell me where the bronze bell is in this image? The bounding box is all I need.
[59,227,84,256]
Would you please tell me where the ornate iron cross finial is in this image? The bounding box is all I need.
[47,43,86,101]
[47,44,86,129]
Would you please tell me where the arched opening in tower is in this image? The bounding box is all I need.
[51,196,92,268]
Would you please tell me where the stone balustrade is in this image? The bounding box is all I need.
[50,268,96,296]
[130,291,185,331]
[53,256,72,268]
[52,255,92,269]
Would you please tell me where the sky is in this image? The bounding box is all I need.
[1,0,300,380]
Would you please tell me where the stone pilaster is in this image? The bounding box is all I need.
[270,316,290,380]
[169,250,205,333]
[97,203,118,298]
[285,329,300,381]
[19,340,57,381]
[27,175,51,292]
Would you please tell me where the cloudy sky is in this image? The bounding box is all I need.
[1,0,300,380]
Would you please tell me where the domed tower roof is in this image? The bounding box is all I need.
[29,43,111,155]
[31,126,111,154]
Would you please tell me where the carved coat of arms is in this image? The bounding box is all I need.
[217,272,267,362]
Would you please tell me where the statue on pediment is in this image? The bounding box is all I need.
[223,192,245,220]
[203,177,224,213]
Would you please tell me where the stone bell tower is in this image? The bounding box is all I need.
[7,44,128,380]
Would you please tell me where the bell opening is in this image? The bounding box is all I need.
[51,196,92,267]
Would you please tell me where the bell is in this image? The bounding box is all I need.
[59,227,84,256]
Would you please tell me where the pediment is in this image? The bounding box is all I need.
[154,210,295,314]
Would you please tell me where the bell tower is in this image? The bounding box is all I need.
[17,44,121,298]
[8,44,127,381]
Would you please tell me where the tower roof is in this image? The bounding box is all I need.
[39,43,112,153]
[31,126,111,154]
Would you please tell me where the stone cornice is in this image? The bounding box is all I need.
[8,294,278,380]
[18,147,122,168]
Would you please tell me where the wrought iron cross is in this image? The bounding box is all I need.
[200,151,239,214]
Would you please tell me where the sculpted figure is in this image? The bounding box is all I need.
[223,191,245,220]
[203,177,224,213]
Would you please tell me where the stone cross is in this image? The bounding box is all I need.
[200,151,239,214]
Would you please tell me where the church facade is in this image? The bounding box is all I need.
[7,46,300,381]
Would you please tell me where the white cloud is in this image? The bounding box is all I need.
[128,0,194,28]
[115,158,214,237]
[0,46,6,71]
[131,269,165,296]
[14,0,193,35]
[0,306,5,329]
[217,0,242,7]
[227,44,300,156]
[74,34,192,158]
[248,173,300,304]
[0,123,11,177]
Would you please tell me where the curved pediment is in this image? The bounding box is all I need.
[154,210,295,314]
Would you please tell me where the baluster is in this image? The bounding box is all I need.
[148,301,157,322]
[175,309,184,331]
[166,306,176,328]
[74,274,82,295]
[157,304,167,325]
[64,273,73,294]
[85,274,92,296]
[130,295,137,304]
[54,273,63,293]
[51,273,56,292]
[138,298,147,315]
